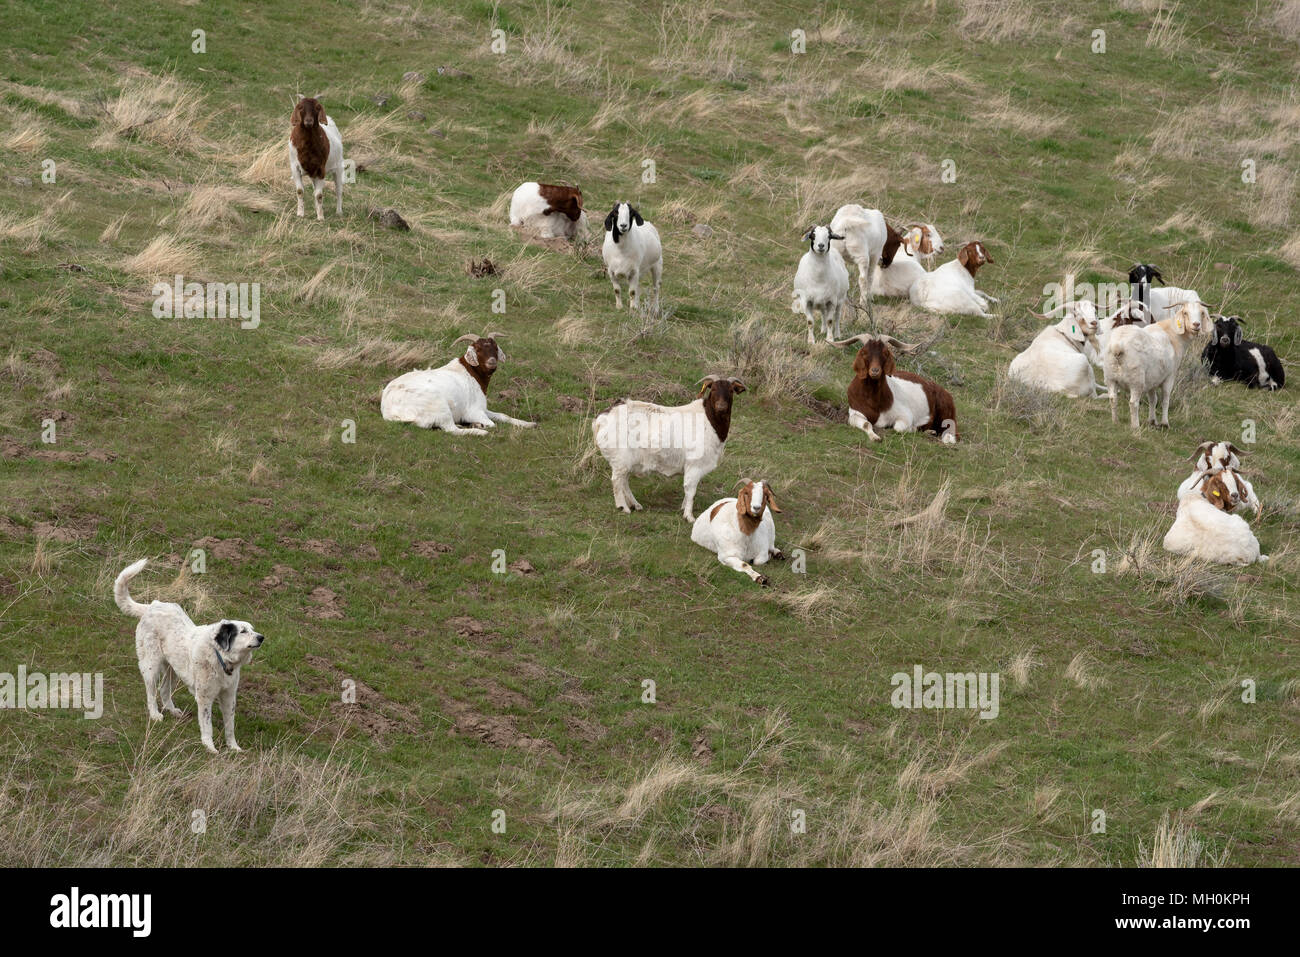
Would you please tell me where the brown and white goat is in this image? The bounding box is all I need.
[836,334,958,444]
[509,182,588,240]
[690,479,785,586]
[289,96,345,220]
[380,332,535,435]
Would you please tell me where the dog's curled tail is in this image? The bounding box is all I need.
[114,559,150,617]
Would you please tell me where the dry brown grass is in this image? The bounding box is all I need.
[92,73,206,151]
[314,337,441,370]
[0,211,56,252]
[1272,0,1300,40]
[119,233,200,281]
[955,0,1049,43]
[1145,2,1191,56]
[1138,810,1229,866]
[2,122,48,154]
[1251,165,1295,228]
[179,184,279,231]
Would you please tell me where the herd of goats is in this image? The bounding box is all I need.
[287,98,1286,585]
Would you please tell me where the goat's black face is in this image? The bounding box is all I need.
[1213,316,1243,348]
[1128,263,1163,287]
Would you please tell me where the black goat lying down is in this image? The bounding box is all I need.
[1202,315,1285,390]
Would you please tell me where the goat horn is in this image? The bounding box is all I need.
[881,336,920,352]
[695,374,724,385]
[485,331,506,339]
[830,334,873,347]
[452,334,478,345]
[733,478,754,490]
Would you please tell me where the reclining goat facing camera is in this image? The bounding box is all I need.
[691,479,785,587]
[381,333,536,435]
[835,334,958,444]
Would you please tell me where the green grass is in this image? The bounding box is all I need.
[1,0,1298,866]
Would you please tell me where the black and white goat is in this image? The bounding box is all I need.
[1202,315,1285,390]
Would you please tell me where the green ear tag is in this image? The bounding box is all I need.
[1071,325,1077,334]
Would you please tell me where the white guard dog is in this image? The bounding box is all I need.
[115,559,265,753]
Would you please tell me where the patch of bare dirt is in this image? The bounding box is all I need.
[33,515,100,542]
[192,536,266,563]
[440,695,556,755]
[564,715,608,742]
[691,733,714,765]
[412,540,452,557]
[473,678,531,710]
[303,654,421,744]
[304,586,345,620]
[508,558,537,575]
[260,563,299,590]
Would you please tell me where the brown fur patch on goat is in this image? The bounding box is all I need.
[698,379,745,443]
[457,337,502,395]
[956,241,991,278]
[847,339,957,440]
[538,184,583,222]
[880,222,906,267]
[1200,472,1236,512]
[291,97,329,180]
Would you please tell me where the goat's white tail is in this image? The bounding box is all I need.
[114,559,150,617]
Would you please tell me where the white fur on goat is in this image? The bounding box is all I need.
[602,202,662,311]
[592,376,744,521]
[690,479,784,586]
[829,204,887,309]
[791,225,850,343]
[1164,469,1267,565]
[509,182,588,241]
[381,333,535,436]
[909,241,997,317]
[1007,301,1105,398]
[1103,301,1207,430]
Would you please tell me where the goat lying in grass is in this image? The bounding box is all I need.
[1007,301,1103,398]
[1202,314,1285,390]
[381,333,535,435]
[691,479,784,586]
[835,333,958,444]
[1164,468,1267,566]
[909,241,997,317]
[1177,440,1259,516]
[289,96,345,220]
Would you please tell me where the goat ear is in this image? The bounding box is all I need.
[1225,442,1242,456]
[1234,327,1243,345]
[463,346,479,366]
[215,621,237,652]
[630,206,643,226]
[729,381,746,394]
[604,209,616,233]
[800,227,815,242]
[1151,269,1164,284]
[764,486,782,513]
[829,232,845,241]
[957,245,970,266]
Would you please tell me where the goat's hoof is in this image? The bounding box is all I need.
[756,575,770,587]
[770,550,786,562]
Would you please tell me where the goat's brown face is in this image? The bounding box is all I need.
[854,340,895,381]
[1201,472,1238,511]
[475,337,501,371]
[737,480,781,521]
[294,97,325,128]
[701,379,744,413]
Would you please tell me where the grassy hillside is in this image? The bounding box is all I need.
[1,0,1298,866]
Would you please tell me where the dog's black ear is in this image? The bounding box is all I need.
[215,621,237,652]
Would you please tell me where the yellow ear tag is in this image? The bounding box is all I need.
[1213,490,1221,496]
[1175,318,1185,334]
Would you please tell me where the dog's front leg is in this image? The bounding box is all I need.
[196,695,219,753]
[219,685,241,752]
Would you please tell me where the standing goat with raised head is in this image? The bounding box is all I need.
[835,334,958,444]
[592,375,745,521]
[381,333,535,435]
[691,479,785,586]
[1202,315,1285,390]
[602,202,663,312]
[791,225,850,344]
[289,96,345,220]
[1102,301,1207,430]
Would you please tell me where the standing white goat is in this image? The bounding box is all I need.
[791,225,850,344]
[829,204,887,313]
[592,375,745,521]
[1103,301,1206,430]
[602,202,662,312]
